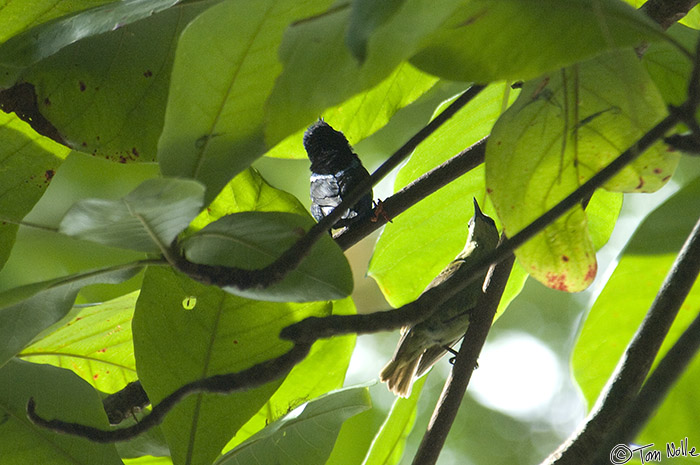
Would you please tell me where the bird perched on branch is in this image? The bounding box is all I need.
[380,199,499,397]
[303,120,373,229]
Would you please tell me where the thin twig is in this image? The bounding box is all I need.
[171,86,487,290]
[412,246,515,465]
[335,137,488,250]
[543,213,700,465]
[26,342,312,442]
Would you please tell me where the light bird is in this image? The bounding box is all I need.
[380,198,499,397]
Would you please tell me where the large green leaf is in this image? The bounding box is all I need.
[486,50,674,292]
[158,0,332,202]
[643,24,699,107]
[369,83,518,308]
[0,264,143,368]
[0,0,114,44]
[60,178,205,253]
[16,2,209,161]
[187,167,308,234]
[223,298,356,452]
[0,359,122,464]
[361,376,426,465]
[19,291,140,394]
[265,62,438,159]
[215,386,371,465]
[0,152,158,296]
[0,112,70,270]
[133,267,333,465]
[265,0,467,145]
[573,178,700,432]
[182,211,353,302]
[0,0,184,84]
[410,0,665,82]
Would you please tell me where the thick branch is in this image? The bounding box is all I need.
[412,247,515,465]
[543,214,700,465]
[27,342,312,442]
[335,137,488,250]
[640,0,700,30]
[597,307,700,459]
[172,85,487,290]
[281,111,679,343]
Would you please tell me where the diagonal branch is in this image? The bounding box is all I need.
[281,110,680,343]
[26,342,313,442]
[596,307,700,462]
[412,245,515,465]
[335,137,488,250]
[170,85,487,290]
[543,213,700,465]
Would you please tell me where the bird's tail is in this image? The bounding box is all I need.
[380,356,421,398]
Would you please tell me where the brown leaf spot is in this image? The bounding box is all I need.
[585,262,597,282]
[561,255,569,262]
[44,169,55,182]
[79,81,86,92]
[636,177,644,189]
[144,70,153,78]
[0,82,68,146]
[653,168,663,174]
[545,272,568,292]
[131,147,140,158]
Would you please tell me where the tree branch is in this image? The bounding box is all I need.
[281,108,679,343]
[543,213,700,465]
[596,307,700,462]
[26,342,312,442]
[171,85,487,290]
[640,0,700,30]
[335,137,488,250]
[412,246,515,465]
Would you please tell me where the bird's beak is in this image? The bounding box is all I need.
[473,197,486,219]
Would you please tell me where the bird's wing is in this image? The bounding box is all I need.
[423,258,465,293]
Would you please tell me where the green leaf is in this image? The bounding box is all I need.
[0,358,121,464]
[410,0,665,82]
[266,62,438,159]
[0,264,143,368]
[223,298,356,451]
[0,112,69,270]
[214,386,371,465]
[182,211,353,302]
[133,267,333,465]
[265,0,463,145]
[486,50,674,292]
[0,0,184,84]
[587,190,623,250]
[361,376,426,465]
[59,178,205,253]
[187,167,308,233]
[0,0,114,44]
[573,178,700,408]
[345,0,406,63]
[369,83,518,307]
[17,2,209,161]
[158,0,333,202]
[643,24,698,106]
[0,152,158,298]
[19,291,140,394]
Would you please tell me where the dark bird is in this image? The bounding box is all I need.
[303,120,373,229]
[380,199,499,397]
